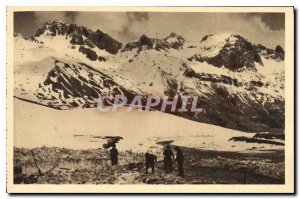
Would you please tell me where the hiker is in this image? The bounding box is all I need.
[175,146,184,177]
[14,161,24,184]
[163,145,174,173]
[145,150,157,174]
[110,144,118,166]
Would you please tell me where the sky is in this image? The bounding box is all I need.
[14,11,285,49]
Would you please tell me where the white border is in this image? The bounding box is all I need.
[0,1,298,198]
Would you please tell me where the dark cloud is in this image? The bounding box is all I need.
[14,12,37,37]
[243,13,285,30]
[126,12,150,22]
[117,12,150,41]
[64,12,79,24]
[260,13,285,30]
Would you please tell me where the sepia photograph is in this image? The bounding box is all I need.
[6,7,294,193]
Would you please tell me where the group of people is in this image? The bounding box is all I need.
[164,145,184,177]
[109,144,185,177]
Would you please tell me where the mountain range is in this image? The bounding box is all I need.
[14,20,285,133]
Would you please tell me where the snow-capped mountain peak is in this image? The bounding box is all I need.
[200,33,238,45]
[35,20,122,55]
[35,20,70,37]
[164,32,185,49]
[122,32,185,53]
[186,33,266,71]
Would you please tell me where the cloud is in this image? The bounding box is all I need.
[243,13,285,31]
[64,12,79,24]
[116,12,150,41]
[33,11,79,25]
[13,11,285,48]
[260,13,285,30]
[127,12,150,22]
[14,12,37,37]
[34,12,66,25]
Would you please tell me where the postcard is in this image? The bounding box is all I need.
[6,6,294,193]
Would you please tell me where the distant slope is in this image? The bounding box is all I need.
[14,98,284,152]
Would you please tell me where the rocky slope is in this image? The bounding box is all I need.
[14,20,285,133]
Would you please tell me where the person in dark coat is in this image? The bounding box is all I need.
[145,150,157,174]
[163,145,174,173]
[110,144,118,166]
[175,146,184,177]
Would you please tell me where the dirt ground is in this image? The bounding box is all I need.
[13,146,284,184]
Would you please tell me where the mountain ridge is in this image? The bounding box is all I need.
[13,20,285,133]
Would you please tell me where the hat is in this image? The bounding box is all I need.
[147,150,153,154]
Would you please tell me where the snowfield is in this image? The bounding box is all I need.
[14,98,284,153]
